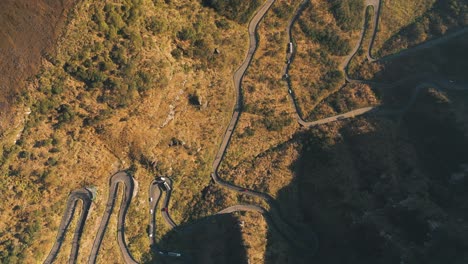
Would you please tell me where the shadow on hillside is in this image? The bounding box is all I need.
[144,214,248,264]
[142,87,468,264]
[263,87,468,263]
[377,0,466,59]
[373,30,468,85]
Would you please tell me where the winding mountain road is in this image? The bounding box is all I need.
[44,0,468,263]
[283,0,382,128]
[208,0,319,253]
[341,0,381,81]
[148,181,162,249]
[44,188,93,264]
[88,172,138,264]
[366,0,382,62]
[211,0,276,173]
[283,0,467,128]
[149,178,177,231]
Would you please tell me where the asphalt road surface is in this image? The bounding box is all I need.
[88,172,137,264]
[366,0,382,62]
[44,0,468,262]
[209,0,319,254]
[44,188,93,264]
[340,0,381,81]
[283,0,382,128]
[148,181,162,249]
[149,178,177,230]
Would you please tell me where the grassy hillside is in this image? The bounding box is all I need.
[0,0,75,148]
[288,0,358,121]
[374,0,467,57]
[370,32,468,82]
[201,0,262,24]
[0,0,467,263]
[0,0,249,262]
[329,0,365,31]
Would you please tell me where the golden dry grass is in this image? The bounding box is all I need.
[0,0,248,262]
[3,0,463,263]
[373,0,435,55]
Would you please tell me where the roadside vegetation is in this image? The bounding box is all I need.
[1,0,467,263]
[308,83,380,120]
[358,31,468,83]
[374,0,467,58]
[0,0,250,262]
[200,0,262,24]
[329,0,365,32]
[288,0,363,121]
[219,0,301,177]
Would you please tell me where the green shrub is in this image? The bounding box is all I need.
[55,104,75,128]
[177,27,196,41]
[329,0,364,31]
[46,157,58,166]
[201,0,261,24]
[298,19,351,56]
[146,16,167,34]
[262,111,292,131]
[215,19,230,29]
[272,2,294,19]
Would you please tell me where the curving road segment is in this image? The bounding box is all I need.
[209,0,319,254]
[283,0,382,127]
[87,172,137,264]
[45,0,468,263]
[44,188,93,264]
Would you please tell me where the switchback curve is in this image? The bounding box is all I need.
[210,0,319,254]
[88,171,137,264]
[283,0,382,128]
[44,188,93,264]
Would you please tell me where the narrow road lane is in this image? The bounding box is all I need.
[44,188,93,264]
[88,172,137,264]
[284,0,382,127]
[209,0,319,254]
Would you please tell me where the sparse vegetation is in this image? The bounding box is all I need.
[1,0,468,263]
[201,0,262,23]
[287,0,359,121]
[374,0,467,58]
[329,0,365,31]
[0,0,249,262]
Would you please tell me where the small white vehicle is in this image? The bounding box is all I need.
[149,197,153,202]
[149,233,153,238]
[288,89,292,94]
[163,182,171,191]
[150,209,153,214]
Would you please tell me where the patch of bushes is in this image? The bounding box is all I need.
[262,111,292,132]
[298,20,351,56]
[201,0,261,24]
[329,0,364,31]
[272,2,294,19]
[379,0,468,57]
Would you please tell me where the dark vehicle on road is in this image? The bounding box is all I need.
[288,42,293,53]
